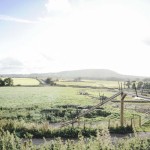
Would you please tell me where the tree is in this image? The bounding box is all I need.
[132,82,136,89]
[74,77,81,82]
[4,78,13,86]
[137,81,143,89]
[143,82,150,89]
[132,81,138,96]
[126,81,131,89]
[45,78,56,86]
[0,78,4,86]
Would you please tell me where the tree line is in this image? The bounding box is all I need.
[125,80,150,89]
[0,78,13,86]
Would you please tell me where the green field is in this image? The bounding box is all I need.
[0,79,149,148]
[12,78,40,86]
[0,85,149,127]
[56,80,120,88]
[0,86,99,107]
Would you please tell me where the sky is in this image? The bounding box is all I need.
[0,0,150,76]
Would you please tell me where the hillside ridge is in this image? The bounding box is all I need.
[0,69,145,80]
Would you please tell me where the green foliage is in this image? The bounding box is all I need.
[0,129,150,150]
[74,77,81,82]
[143,82,150,89]
[4,78,13,86]
[0,78,13,86]
[0,78,5,86]
[137,81,143,89]
[84,109,111,118]
[99,95,107,100]
[41,107,111,122]
[0,119,97,138]
[109,125,134,134]
[132,82,136,89]
[0,129,22,150]
[125,81,131,88]
[45,78,56,85]
[41,108,81,122]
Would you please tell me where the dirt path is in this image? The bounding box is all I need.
[23,132,150,146]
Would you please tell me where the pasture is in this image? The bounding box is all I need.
[0,87,113,122]
[12,78,40,86]
[0,84,149,129]
[56,80,119,88]
[0,79,149,149]
[0,86,99,107]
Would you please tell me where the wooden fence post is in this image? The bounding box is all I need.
[108,119,110,128]
[77,118,80,127]
[120,93,127,127]
[131,118,133,127]
[139,116,141,127]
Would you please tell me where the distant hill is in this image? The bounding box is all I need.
[0,69,146,81]
[52,69,123,80]
[50,69,143,80]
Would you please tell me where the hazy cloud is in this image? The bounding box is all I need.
[0,15,37,24]
[0,58,24,74]
[143,39,150,46]
[40,53,53,62]
[0,0,150,76]
[45,0,71,13]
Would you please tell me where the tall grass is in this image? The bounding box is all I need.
[0,129,149,150]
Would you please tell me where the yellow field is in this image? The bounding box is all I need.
[12,78,40,86]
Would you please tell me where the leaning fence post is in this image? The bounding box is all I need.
[139,116,141,127]
[77,117,80,127]
[120,93,127,127]
[108,119,110,128]
[72,120,74,128]
[131,118,133,127]
[83,120,86,129]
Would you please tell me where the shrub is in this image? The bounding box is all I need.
[109,125,134,134]
[0,78,13,86]
[45,78,56,86]
[84,109,111,118]
[0,129,150,150]
[0,129,22,150]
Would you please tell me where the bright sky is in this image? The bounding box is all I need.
[0,0,150,76]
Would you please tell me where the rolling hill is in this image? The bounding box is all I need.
[1,69,145,81]
[50,69,143,80]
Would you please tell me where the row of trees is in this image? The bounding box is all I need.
[125,80,150,89]
[0,78,13,86]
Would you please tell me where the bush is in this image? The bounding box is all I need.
[109,125,134,134]
[0,78,13,86]
[84,109,111,118]
[0,119,98,139]
[41,108,81,122]
[45,78,56,86]
[0,130,22,150]
[0,129,150,150]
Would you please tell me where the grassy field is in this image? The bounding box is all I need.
[56,80,120,88]
[12,78,40,86]
[0,86,99,107]
[0,80,149,143]
[0,86,133,108]
[0,86,149,126]
[0,86,101,124]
